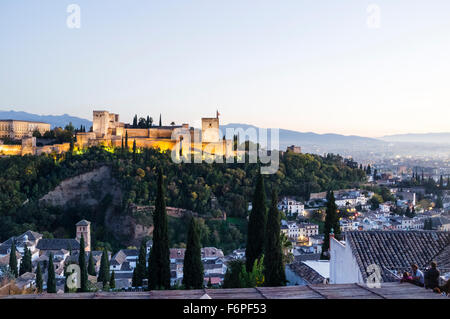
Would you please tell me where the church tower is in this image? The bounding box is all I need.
[76,220,91,252]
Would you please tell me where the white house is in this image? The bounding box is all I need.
[278,197,305,216]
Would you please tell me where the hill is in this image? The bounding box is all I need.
[221,123,386,154]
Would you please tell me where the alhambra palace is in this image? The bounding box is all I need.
[0,111,234,157]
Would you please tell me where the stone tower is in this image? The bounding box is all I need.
[76,220,91,252]
[201,113,220,143]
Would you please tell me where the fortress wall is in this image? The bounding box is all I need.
[124,128,150,138]
[0,144,22,156]
[36,143,71,155]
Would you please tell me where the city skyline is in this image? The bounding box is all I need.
[1,1,450,137]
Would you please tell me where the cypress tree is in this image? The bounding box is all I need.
[246,173,267,272]
[19,255,25,276]
[134,240,147,286]
[159,114,162,127]
[78,236,88,292]
[98,248,109,284]
[125,131,129,150]
[148,169,171,290]
[132,268,138,287]
[133,115,138,128]
[133,139,137,161]
[47,253,56,293]
[64,266,70,293]
[110,271,116,289]
[88,252,96,276]
[36,263,43,293]
[321,190,341,259]
[9,240,18,278]
[19,248,32,275]
[183,218,204,289]
[264,190,286,287]
[25,248,32,273]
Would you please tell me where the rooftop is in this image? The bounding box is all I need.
[2,282,447,299]
[345,231,450,282]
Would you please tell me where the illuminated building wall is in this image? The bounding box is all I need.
[0,120,50,139]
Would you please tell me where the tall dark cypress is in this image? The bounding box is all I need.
[87,252,96,276]
[19,248,32,275]
[159,114,162,127]
[246,173,267,272]
[98,248,109,285]
[125,131,129,150]
[264,190,286,287]
[9,240,18,278]
[137,240,147,286]
[47,253,56,293]
[36,263,43,293]
[133,139,137,161]
[78,236,88,292]
[19,254,25,276]
[321,190,341,259]
[148,169,171,290]
[110,270,116,289]
[183,218,204,289]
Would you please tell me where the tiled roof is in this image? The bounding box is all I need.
[1,230,43,247]
[345,231,450,282]
[36,239,80,251]
[121,249,139,257]
[288,262,326,285]
[433,245,450,269]
[111,250,127,265]
[201,247,224,259]
[170,248,186,259]
[294,253,321,262]
[76,220,91,226]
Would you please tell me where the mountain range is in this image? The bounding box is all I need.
[0,110,92,130]
[1,110,448,160]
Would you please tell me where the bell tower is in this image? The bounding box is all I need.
[76,220,91,252]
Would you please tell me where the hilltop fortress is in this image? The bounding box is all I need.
[0,110,233,157]
[76,110,234,157]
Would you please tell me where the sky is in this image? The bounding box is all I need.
[1,0,450,137]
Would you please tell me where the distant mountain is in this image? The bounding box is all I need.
[220,123,450,161]
[379,133,450,144]
[0,110,92,129]
[221,123,386,150]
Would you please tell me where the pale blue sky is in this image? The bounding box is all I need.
[1,0,449,137]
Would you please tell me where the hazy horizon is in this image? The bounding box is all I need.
[1,1,450,137]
